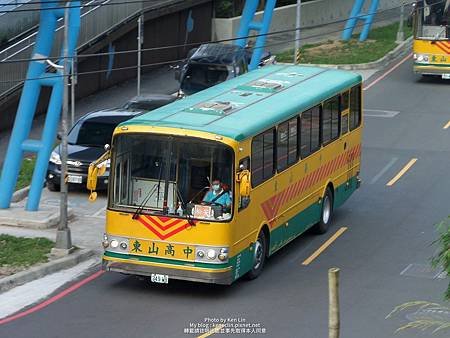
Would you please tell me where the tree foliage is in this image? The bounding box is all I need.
[432,217,450,300]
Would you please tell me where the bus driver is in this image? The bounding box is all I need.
[202,179,232,212]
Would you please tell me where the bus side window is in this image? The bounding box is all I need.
[300,109,312,158]
[341,91,350,135]
[322,95,340,144]
[277,116,298,172]
[349,85,362,130]
[251,128,275,187]
[300,106,320,158]
[341,90,349,112]
[341,113,349,135]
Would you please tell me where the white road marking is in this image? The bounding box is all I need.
[370,157,398,184]
[365,109,400,118]
[91,207,106,217]
[0,258,99,320]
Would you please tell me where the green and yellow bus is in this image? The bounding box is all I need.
[88,64,363,285]
[412,0,450,78]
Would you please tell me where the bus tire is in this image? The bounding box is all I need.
[313,187,333,234]
[245,231,267,280]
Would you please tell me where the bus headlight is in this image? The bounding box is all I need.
[110,239,119,248]
[195,246,229,263]
[207,249,217,260]
[416,54,429,63]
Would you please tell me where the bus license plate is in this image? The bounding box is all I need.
[442,74,450,80]
[67,175,82,184]
[151,274,169,284]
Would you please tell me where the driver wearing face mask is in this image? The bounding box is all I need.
[202,179,232,211]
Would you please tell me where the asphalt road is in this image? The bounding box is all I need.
[1,57,450,338]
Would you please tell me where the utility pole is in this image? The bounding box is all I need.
[329,268,340,338]
[294,0,302,64]
[70,56,76,127]
[396,2,405,43]
[137,15,144,96]
[52,2,73,256]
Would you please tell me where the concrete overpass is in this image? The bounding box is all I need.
[0,0,213,131]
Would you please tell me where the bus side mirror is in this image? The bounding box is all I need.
[87,151,110,202]
[237,169,250,197]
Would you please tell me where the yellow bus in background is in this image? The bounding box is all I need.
[88,64,363,285]
[412,0,450,78]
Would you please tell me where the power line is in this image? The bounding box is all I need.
[0,0,190,14]
[0,1,412,64]
[0,14,413,85]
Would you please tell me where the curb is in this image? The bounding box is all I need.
[11,185,30,203]
[0,248,99,293]
[282,36,413,71]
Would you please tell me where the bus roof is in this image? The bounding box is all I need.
[121,64,362,141]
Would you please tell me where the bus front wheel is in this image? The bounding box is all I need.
[245,231,267,280]
[314,187,333,234]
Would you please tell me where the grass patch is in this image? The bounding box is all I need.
[276,22,413,65]
[0,234,54,268]
[15,156,36,191]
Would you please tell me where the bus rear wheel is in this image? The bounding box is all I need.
[245,231,267,280]
[313,187,333,234]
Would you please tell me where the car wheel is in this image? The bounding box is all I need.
[245,231,267,280]
[313,187,333,234]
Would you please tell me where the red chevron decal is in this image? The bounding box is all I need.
[135,215,193,240]
[260,145,361,226]
[436,41,450,54]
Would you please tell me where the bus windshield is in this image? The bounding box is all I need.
[110,134,234,221]
[415,0,450,39]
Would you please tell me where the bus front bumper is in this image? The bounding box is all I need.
[414,64,450,76]
[102,258,234,285]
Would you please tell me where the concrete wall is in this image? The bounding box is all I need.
[214,0,414,47]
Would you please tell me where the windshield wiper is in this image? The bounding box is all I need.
[133,161,164,220]
[132,184,158,220]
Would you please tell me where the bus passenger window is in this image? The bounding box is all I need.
[288,118,298,165]
[341,91,349,111]
[323,96,340,144]
[277,117,298,172]
[350,85,362,130]
[252,128,275,187]
[277,122,288,172]
[300,110,312,158]
[311,106,320,152]
[263,130,275,179]
[341,113,349,135]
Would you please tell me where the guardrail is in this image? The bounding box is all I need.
[0,0,150,99]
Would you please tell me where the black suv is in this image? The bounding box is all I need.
[46,94,177,191]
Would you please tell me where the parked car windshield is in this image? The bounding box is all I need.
[68,117,130,147]
[180,64,232,95]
